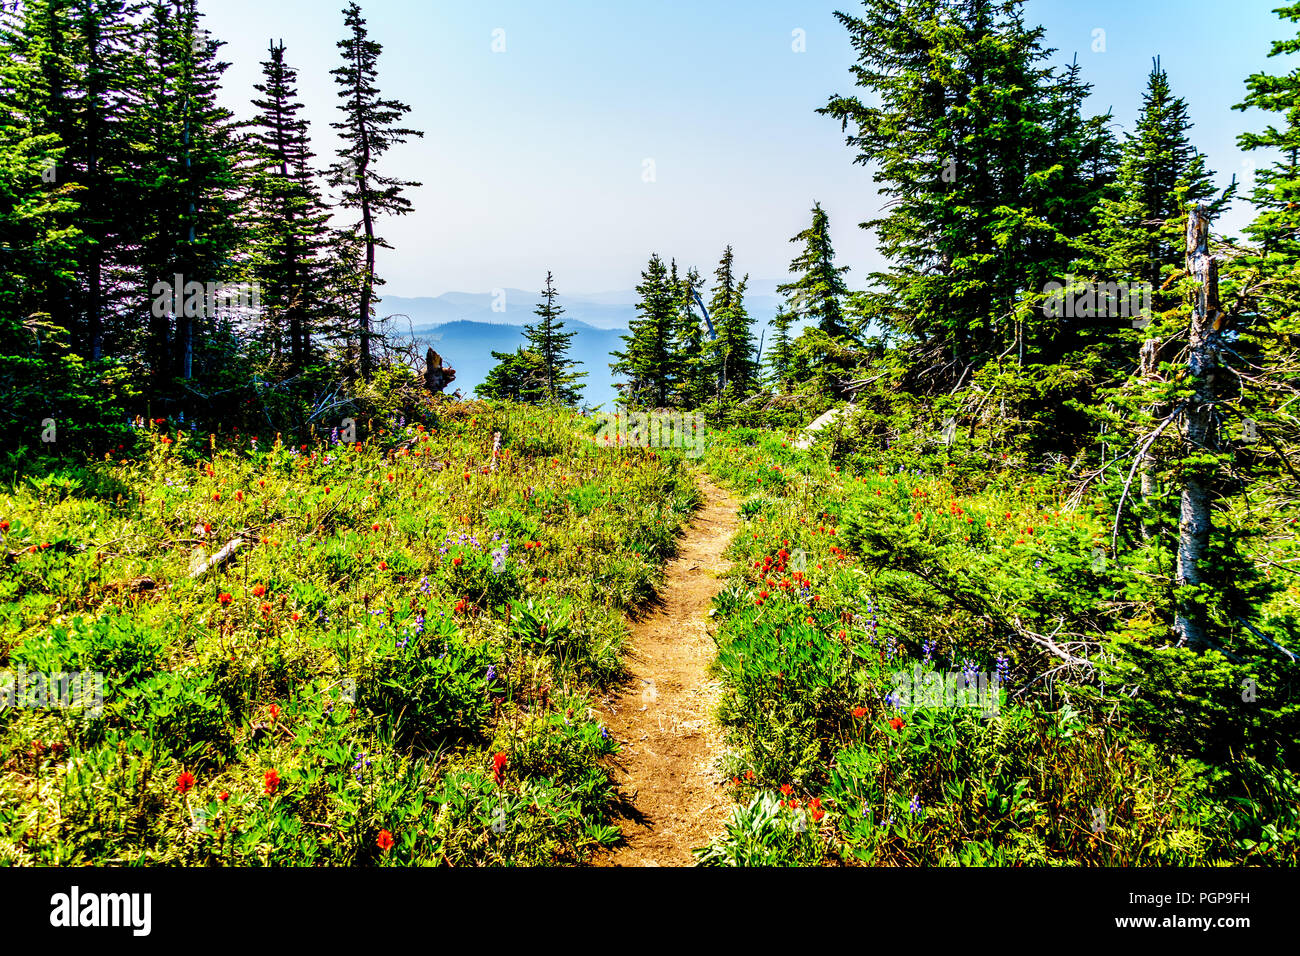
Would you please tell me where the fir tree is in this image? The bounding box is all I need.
[821,0,1113,382]
[713,281,757,399]
[708,246,757,397]
[1089,58,1218,315]
[766,305,796,391]
[248,40,332,375]
[1235,3,1300,316]
[674,264,708,408]
[611,252,676,408]
[327,1,423,380]
[476,347,544,403]
[133,0,246,398]
[523,270,585,406]
[777,201,851,339]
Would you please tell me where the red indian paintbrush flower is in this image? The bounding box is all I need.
[263,769,280,795]
[376,829,395,851]
[492,752,508,787]
[176,771,196,794]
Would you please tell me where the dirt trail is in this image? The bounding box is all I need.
[594,472,738,866]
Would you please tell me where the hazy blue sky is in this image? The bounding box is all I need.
[201,0,1291,298]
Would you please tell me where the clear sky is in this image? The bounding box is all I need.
[200,0,1291,298]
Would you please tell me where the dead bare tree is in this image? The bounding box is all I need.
[1175,205,1221,650]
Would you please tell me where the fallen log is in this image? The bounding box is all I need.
[189,536,246,580]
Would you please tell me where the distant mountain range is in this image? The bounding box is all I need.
[388,286,786,409]
[409,319,624,409]
[383,284,785,331]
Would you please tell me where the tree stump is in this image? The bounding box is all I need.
[424,348,457,393]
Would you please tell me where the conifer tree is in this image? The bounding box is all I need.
[1236,4,1300,316]
[766,305,796,391]
[71,0,148,364]
[477,347,544,403]
[327,1,423,380]
[611,252,676,408]
[1088,59,1218,315]
[523,270,585,406]
[777,201,851,339]
[249,40,332,374]
[132,0,245,398]
[821,0,1113,382]
[674,265,708,409]
[707,246,756,397]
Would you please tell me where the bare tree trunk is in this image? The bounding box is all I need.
[1175,205,1221,650]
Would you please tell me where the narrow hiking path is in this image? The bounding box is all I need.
[594,472,739,866]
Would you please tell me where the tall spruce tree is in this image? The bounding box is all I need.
[132,0,245,400]
[766,305,796,391]
[1236,4,1300,316]
[0,0,85,445]
[68,0,147,364]
[674,264,708,408]
[327,1,423,380]
[611,252,676,408]
[523,270,585,406]
[1088,59,1218,316]
[249,40,332,374]
[821,0,1113,383]
[777,201,851,339]
[707,246,757,397]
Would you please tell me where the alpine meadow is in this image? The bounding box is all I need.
[1,0,1298,896]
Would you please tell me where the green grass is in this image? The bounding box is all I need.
[0,401,699,865]
[697,425,1300,866]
